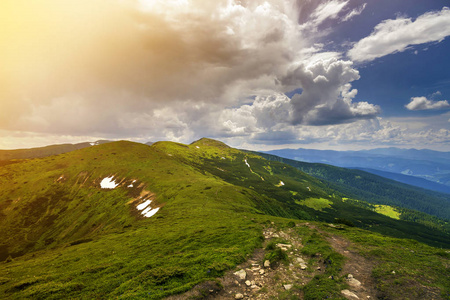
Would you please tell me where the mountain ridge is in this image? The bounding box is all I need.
[1,138,449,299]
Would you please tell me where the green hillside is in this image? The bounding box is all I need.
[253,151,450,225]
[0,139,449,299]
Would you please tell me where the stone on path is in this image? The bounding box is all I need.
[341,289,359,299]
[276,243,292,249]
[264,260,270,268]
[283,284,293,290]
[347,274,361,287]
[234,269,247,280]
[235,293,244,299]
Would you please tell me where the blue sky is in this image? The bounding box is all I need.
[336,0,450,118]
[0,0,449,150]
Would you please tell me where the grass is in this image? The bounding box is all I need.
[264,239,289,265]
[0,187,264,299]
[374,205,401,220]
[320,223,450,300]
[294,226,347,300]
[295,197,333,211]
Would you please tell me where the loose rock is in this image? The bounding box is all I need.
[264,260,270,268]
[347,274,361,288]
[235,293,244,299]
[283,284,293,290]
[276,243,292,249]
[234,269,247,280]
[341,289,359,299]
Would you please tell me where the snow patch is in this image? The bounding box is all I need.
[135,195,160,218]
[196,146,200,149]
[279,181,284,186]
[137,200,152,211]
[244,159,251,168]
[90,142,95,146]
[141,206,152,215]
[100,176,118,189]
[128,184,134,188]
[144,207,160,218]
[221,157,226,160]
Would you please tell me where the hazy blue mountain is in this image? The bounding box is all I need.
[352,168,450,194]
[264,148,450,192]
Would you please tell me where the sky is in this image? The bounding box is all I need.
[0,0,449,151]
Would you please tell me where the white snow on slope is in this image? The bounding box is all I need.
[137,200,152,211]
[141,206,151,215]
[135,196,160,218]
[279,181,285,186]
[244,159,251,168]
[144,207,160,218]
[100,176,118,189]
[128,180,137,187]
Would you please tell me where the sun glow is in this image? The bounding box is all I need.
[138,0,189,11]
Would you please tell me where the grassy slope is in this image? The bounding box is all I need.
[0,139,449,299]
[189,143,450,248]
[0,141,267,298]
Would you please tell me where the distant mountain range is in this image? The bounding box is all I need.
[264,147,450,194]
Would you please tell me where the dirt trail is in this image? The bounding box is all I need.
[325,232,378,299]
[167,224,379,300]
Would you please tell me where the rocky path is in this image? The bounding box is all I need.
[325,233,378,300]
[211,226,320,300]
[167,223,378,300]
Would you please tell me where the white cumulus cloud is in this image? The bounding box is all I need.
[282,58,380,125]
[348,7,450,62]
[406,96,450,111]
